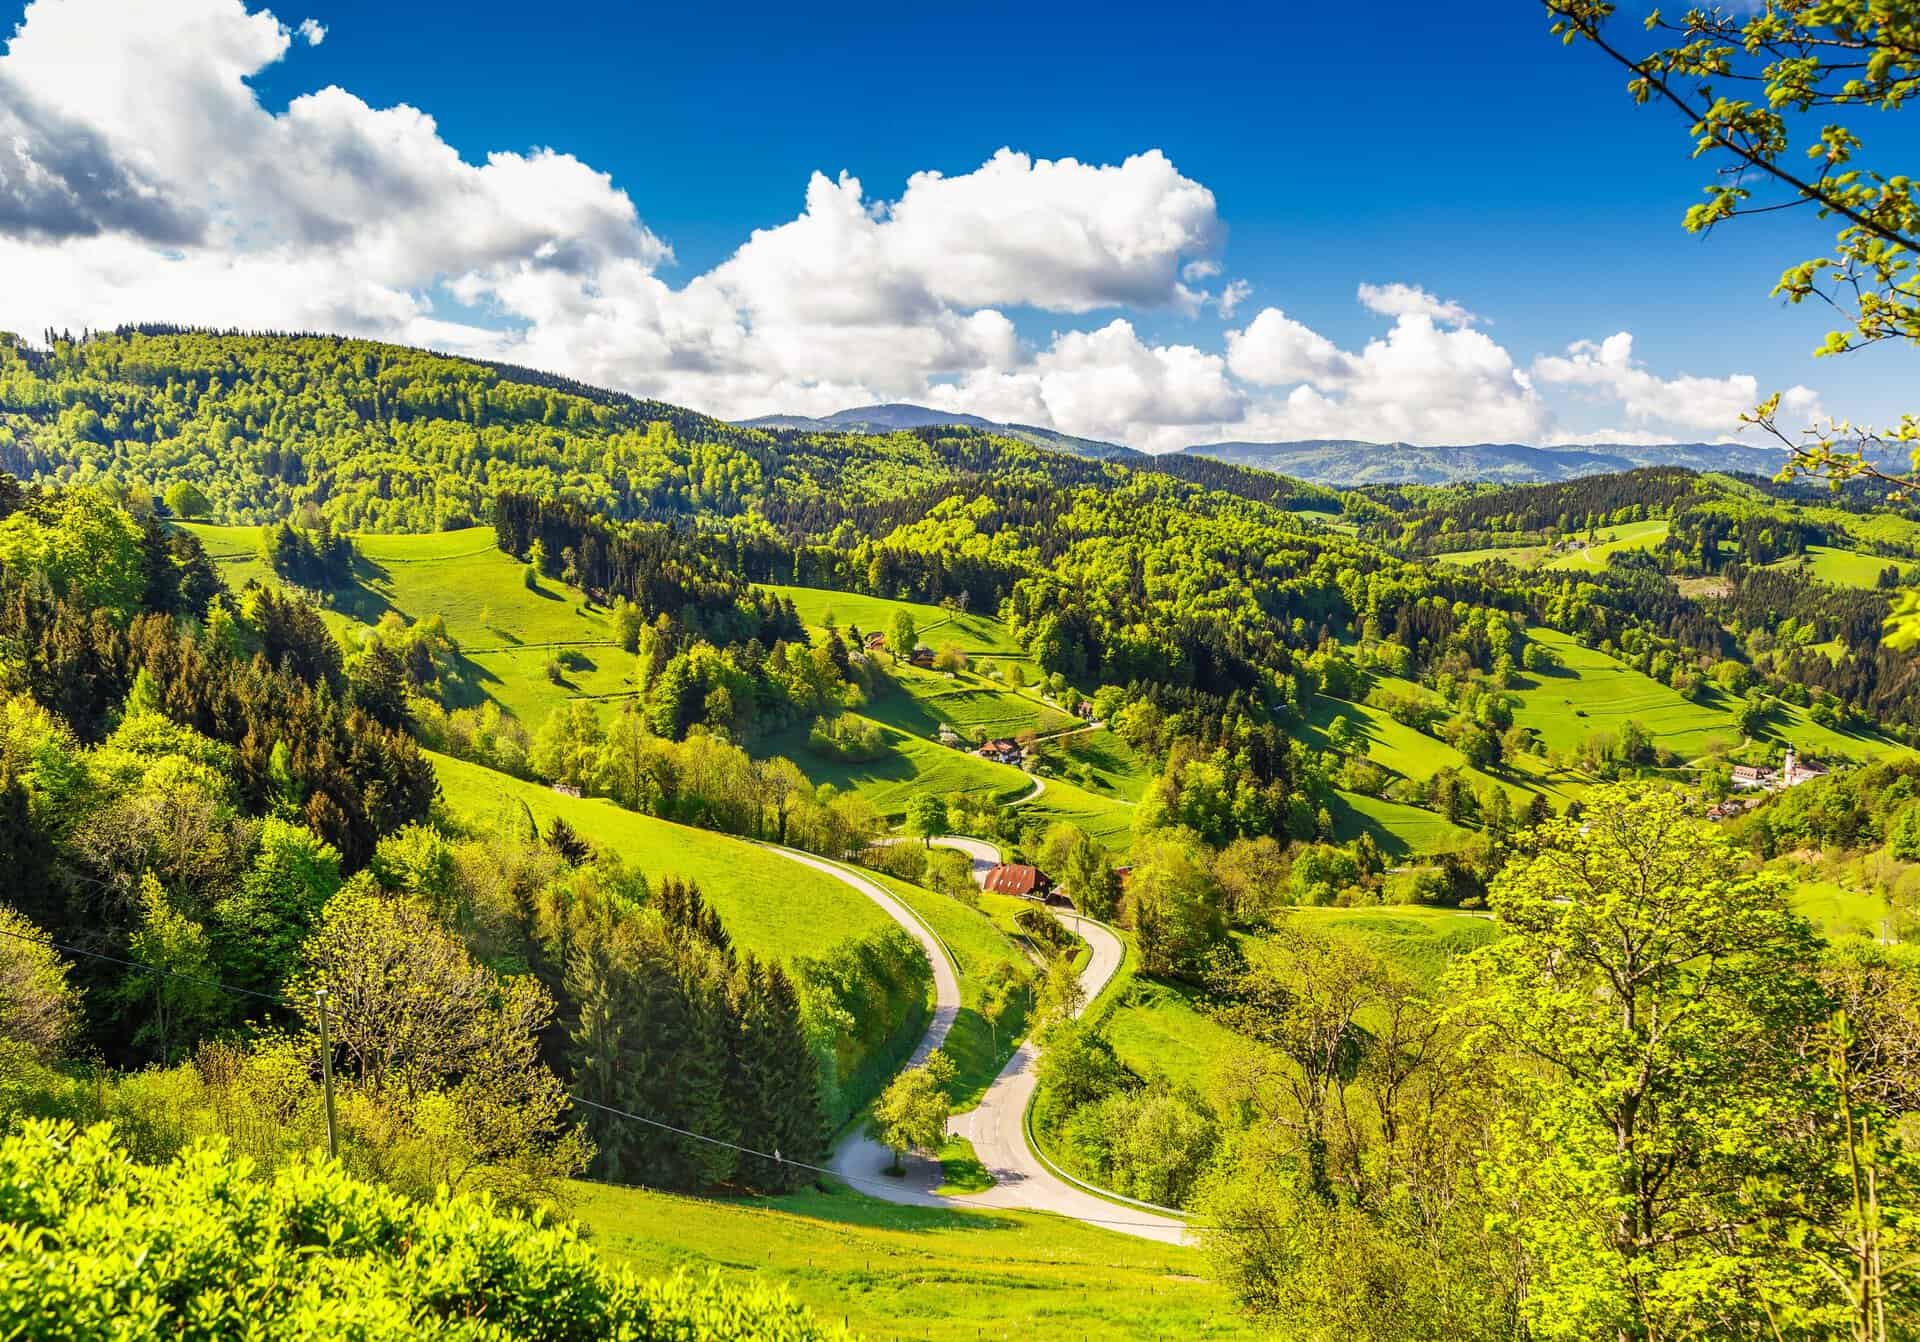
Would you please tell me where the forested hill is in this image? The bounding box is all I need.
[4,329,1919,741]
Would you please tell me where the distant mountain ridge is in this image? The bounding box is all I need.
[737,402,1907,486]
[738,404,1143,461]
[1178,438,1815,486]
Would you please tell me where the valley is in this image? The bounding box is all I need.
[2,328,1917,1340]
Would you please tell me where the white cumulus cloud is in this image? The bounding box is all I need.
[1356,281,1479,328]
[1531,331,1824,435]
[0,0,1837,454]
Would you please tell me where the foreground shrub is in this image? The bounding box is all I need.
[0,1120,851,1340]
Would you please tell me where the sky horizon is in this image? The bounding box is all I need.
[1,0,1911,453]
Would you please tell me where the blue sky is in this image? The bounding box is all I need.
[2,0,1910,448]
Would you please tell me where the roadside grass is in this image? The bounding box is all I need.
[569,1179,1257,1342]
[431,751,890,961]
[933,1137,993,1195]
[1103,977,1239,1094]
[864,871,1032,1110]
[1014,775,1137,849]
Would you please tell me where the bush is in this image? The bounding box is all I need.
[805,714,886,762]
[0,1120,852,1340]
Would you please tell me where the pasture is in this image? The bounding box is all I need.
[570,1180,1254,1342]
[432,751,890,961]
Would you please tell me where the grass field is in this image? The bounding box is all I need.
[1434,519,1670,572]
[1102,906,1498,1109]
[1514,627,1901,766]
[1305,688,1583,807]
[187,522,632,723]
[1767,545,1908,590]
[1790,878,1896,941]
[780,716,1035,821]
[1543,519,1671,571]
[1329,789,1475,856]
[1289,904,1501,984]
[570,1179,1255,1341]
[432,752,890,961]
[1014,774,1138,848]
[764,585,1030,659]
[864,665,1078,740]
[1435,540,1554,568]
[1103,977,1241,1093]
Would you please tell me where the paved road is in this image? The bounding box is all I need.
[802,835,1190,1244]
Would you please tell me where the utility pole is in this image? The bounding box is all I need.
[315,987,339,1160]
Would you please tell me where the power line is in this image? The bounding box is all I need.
[4,925,1211,1233]
[0,923,291,1005]
[564,1093,1198,1234]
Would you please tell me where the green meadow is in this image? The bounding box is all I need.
[765,584,1030,659]
[1329,789,1475,856]
[1542,518,1671,570]
[1766,545,1909,590]
[1432,518,1670,572]
[1513,627,1899,764]
[777,716,1035,821]
[864,870,1032,1108]
[570,1180,1255,1342]
[432,751,890,961]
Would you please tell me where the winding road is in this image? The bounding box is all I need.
[769,836,1190,1245]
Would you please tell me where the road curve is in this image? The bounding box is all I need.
[759,845,963,1197]
[800,834,1189,1245]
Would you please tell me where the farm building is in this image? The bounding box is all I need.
[978,738,1023,766]
[983,863,1054,900]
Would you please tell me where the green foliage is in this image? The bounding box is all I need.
[905,792,949,845]
[0,1120,851,1340]
[869,1050,955,1173]
[1124,833,1228,979]
[1454,784,1860,1338]
[0,485,144,619]
[0,905,78,1059]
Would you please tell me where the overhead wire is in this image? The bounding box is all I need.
[1,922,1212,1232]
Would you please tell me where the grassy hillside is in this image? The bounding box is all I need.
[1515,627,1897,763]
[1767,545,1907,590]
[1542,518,1672,570]
[188,522,631,723]
[776,716,1035,821]
[764,584,1030,659]
[572,1181,1254,1342]
[433,752,889,961]
[1433,518,1671,571]
[1329,790,1477,856]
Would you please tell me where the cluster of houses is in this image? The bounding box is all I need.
[1707,749,1829,819]
[1730,748,1826,792]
